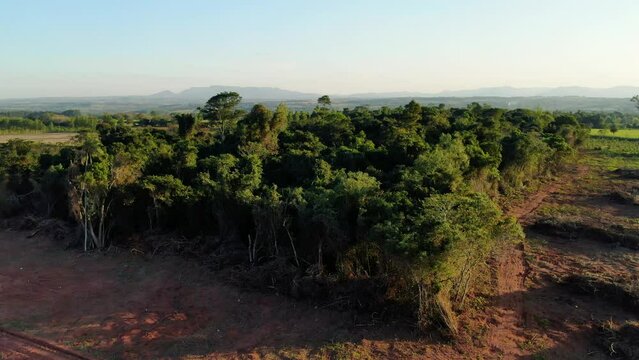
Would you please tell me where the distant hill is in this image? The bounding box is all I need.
[159,86,319,102]
[537,86,639,98]
[1,85,638,113]
[352,86,639,99]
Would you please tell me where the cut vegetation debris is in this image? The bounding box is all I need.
[596,320,639,359]
[562,274,639,313]
[609,185,639,206]
[532,217,639,250]
[613,168,639,180]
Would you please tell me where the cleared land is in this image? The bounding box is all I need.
[0,132,77,144]
[1,139,638,359]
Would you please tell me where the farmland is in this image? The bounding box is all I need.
[590,128,639,139]
[0,132,77,144]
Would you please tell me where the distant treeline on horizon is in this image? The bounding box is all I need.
[1,93,639,114]
[1,102,638,133]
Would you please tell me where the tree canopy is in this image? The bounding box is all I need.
[317,95,332,107]
[0,93,588,334]
[199,91,242,140]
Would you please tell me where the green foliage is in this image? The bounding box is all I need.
[0,112,97,133]
[174,113,198,138]
[198,152,262,204]
[500,130,552,192]
[317,95,332,107]
[238,103,288,153]
[400,134,469,196]
[0,94,587,333]
[199,91,242,140]
[142,175,194,229]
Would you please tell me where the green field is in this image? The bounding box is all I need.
[585,130,639,170]
[589,128,639,139]
[0,132,78,144]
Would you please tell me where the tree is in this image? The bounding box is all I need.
[197,152,263,244]
[199,92,242,140]
[0,97,589,335]
[403,100,422,128]
[610,122,619,133]
[69,133,142,250]
[142,175,193,229]
[632,95,639,111]
[317,95,332,107]
[239,103,289,153]
[68,134,110,251]
[174,113,198,138]
[400,134,469,196]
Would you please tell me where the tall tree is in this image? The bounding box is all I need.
[174,113,198,138]
[632,95,639,110]
[403,100,422,128]
[317,95,332,107]
[199,92,242,141]
[239,103,289,153]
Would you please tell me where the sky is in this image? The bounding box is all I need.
[0,0,638,98]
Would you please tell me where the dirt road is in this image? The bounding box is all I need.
[484,166,590,358]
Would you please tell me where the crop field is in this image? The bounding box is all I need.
[0,132,78,144]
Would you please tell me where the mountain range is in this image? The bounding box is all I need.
[1,85,638,113]
[146,85,639,101]
[149,86,319,101]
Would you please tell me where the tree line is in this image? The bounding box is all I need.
[0,93,588,334]
[0,110,175,133]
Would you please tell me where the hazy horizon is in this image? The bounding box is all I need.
[2,0,638,99]
[2,84,639,101]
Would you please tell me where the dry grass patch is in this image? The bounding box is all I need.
[0,132,77,144]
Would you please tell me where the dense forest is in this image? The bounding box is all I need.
[0,93,589,334]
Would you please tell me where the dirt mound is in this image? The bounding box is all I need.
[607,181,639,206]
[596,321,639,359]
[562,274,639,313]
[532,217,639,250]
[613,168,639,179]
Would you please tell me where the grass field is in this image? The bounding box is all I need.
[586,130,639,170]
[0,132,78,144]
[589,128,639,139]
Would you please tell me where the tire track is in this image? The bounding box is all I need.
[0,328,92,360]
[485,165,588,357]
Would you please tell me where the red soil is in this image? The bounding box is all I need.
[482,165,590,358]
[1,163,637,359]
[0,231,352,359]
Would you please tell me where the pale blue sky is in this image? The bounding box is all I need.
[1,0,638,98]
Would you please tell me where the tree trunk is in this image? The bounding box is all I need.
[82,190,88,251]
